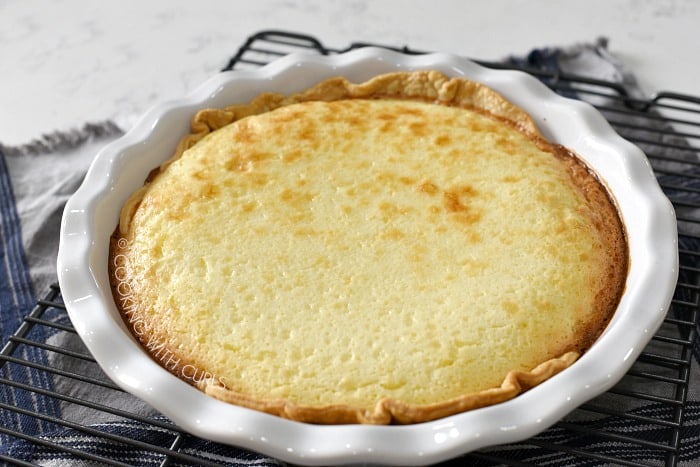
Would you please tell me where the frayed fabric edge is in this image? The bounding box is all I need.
[1,121,123,157]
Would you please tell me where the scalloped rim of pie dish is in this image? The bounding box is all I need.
[58,48,677,465]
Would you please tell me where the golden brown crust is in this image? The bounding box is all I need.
[109,70,628,425]
[197,351,579,424]
[178,70,542,158]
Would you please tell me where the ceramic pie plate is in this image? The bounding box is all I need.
[57,48,678,465]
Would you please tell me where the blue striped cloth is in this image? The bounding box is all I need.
[0,152,63,439]
[0,151,35,343]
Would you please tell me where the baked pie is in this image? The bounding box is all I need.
[109,70,628,424]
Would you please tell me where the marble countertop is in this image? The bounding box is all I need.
[1,0,698,147]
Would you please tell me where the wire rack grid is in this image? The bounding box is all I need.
[1,30,699,466]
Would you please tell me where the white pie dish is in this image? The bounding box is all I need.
[57,47,678,465]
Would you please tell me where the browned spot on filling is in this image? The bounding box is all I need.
[378,201,414,221]
[379,120,396,134]
[443,185,478,213]
[241,201,257,213]
[417,181,484,239]
[224,151,264,172]
[400,106,425,117]
[494,136,516,153]
[409,121,428,137]
[279,188,315,207]
[296,122,318,142]
[282,149,303,163]
[232,121,257,144]
[382,228,405,240]
[418,181,439,195]
[434,134,452,146]
[270,108,305,124]
[202,183,219,199]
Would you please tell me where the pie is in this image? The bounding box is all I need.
[109,70,628,424]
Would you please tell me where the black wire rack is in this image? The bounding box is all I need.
[2,30,700,466]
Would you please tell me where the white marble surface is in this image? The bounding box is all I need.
[1,0,698,146]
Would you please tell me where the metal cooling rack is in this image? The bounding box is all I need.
[2,30,699,466]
